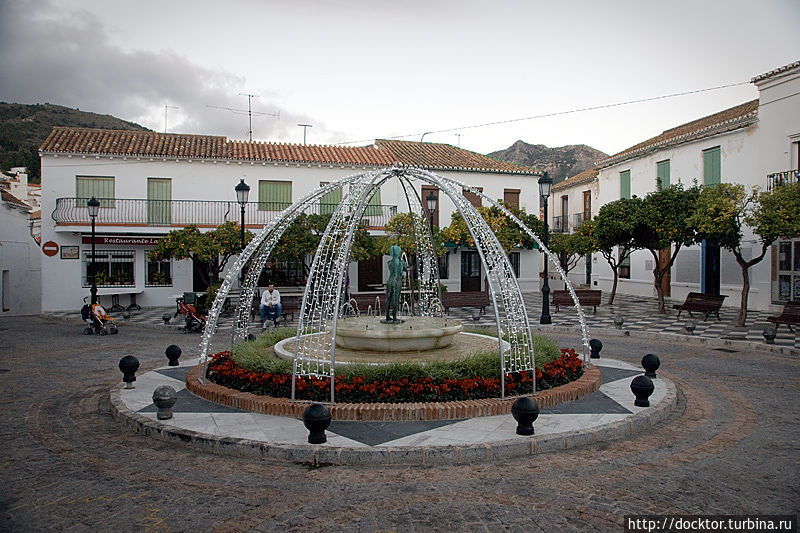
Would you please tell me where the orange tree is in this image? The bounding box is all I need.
[689,182,800,326]
[580,198,643,304]
[633,184,701,313]
[441,201,544,254]
[149,221,253,288]
[272,213,376,278]
[376,212,446,256]
[548,230,596,289]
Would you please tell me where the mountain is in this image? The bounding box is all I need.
[488,140,608,184]
[0,103,149,183]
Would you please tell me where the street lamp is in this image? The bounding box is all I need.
[87,196,100,305]
[538,172,553,325]
[235,179,250,283]
[425,190,437,232]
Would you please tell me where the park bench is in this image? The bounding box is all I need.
[441,291,489,315]
[766,301,800,332]
[672,292,727,321]
[551,289,602,313]
[250,292,301,323]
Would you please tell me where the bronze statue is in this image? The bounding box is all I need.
[384,245,407,323]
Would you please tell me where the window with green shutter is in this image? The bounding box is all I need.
[76,176,115,208]
[319,182,342,215]
[656,160,670,189]
[703,147,721,185]
[147,177,172,225]
[620,170,631,199]
[258,180,292,210]
[364,187,381,216]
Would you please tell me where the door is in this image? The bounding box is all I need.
[147,178,172,225]
[701,240,720,296]
[583,191,591,222]
[358,255,383,292]
[461,251,481,292]
[193,259,210,293]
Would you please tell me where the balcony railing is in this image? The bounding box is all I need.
[551,216,568,233]
[571,212,589,231]
[53,198,397,229]
[767,169,799,192]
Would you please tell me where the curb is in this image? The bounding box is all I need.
[530,324,799,356]
[107,368,679,466]
[185,364,602,421]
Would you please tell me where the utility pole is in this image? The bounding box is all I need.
[164,105,179,133]
[298,124,313,145]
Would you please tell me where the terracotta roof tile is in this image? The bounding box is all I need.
[1,190,32,210]
[553,167,598,191]
[375,139,537,174]
[40,127,538,174]
[752,60,800,83]
[598,100,758,168]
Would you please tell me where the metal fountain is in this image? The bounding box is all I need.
[197,166,591,403]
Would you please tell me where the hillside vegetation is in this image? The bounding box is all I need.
[0,102,149,183]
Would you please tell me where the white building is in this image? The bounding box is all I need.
[0,189,41,315]
[39,130,542,312]
[581,59,800,311]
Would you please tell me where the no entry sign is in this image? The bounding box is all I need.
[42,241,59,257]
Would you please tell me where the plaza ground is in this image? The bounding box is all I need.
[0,311,798,531]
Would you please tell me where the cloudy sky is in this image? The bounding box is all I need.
[0,0,797,156]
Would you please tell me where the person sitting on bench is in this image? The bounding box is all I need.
[259,284,282,324]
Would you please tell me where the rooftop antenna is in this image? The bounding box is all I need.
[164,105,179,133]
[298,124,313,145]
[206,96,279,141]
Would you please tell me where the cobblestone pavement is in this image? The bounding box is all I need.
[1,315,798,532]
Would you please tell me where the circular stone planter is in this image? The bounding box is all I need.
[185,363,602,421]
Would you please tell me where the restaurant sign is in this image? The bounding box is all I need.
[81,236,161,245]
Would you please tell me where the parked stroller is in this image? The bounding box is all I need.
[178,298,206,333]
[81,297,119,335]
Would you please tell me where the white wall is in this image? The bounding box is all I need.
[0,203,41,315]
[40,155,543,311]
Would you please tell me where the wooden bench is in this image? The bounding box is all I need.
[672,292,727,321]
[551,289,602,313]
[348,293,384,314]
[250,293,301,323]
[441,291,489,315]
[766,301,800,332]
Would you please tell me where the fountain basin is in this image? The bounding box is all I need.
[334,316,463,352]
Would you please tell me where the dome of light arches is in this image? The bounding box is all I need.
[197,167,591,400]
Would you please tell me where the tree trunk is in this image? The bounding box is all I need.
[654,268,666,313]
[608,265,619,305]
[737,256,750,327]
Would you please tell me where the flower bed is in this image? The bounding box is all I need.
[206,348,583,403]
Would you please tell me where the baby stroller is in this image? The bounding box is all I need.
[81,297,119,335]
[178,298,206,333]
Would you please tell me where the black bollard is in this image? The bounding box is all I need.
[162,313,172,324]
[630,375,655,407]
[152,385,177,420]
[118,355,140,389]
[763,326,776,345]
[165,345,182,366]
[303,403,332,444]
[511,396,539,436]
[589,338,603,359]
[613,315,624,329]
[641,353,660,379]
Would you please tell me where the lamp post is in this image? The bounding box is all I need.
[425,190,437,233]
[235,179,250,283]
[87,196,100,305]
[538,172,552,325]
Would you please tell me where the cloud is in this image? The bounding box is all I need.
[0,0,317,142]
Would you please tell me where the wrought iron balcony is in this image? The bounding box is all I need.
[551,215,568,233]
[52,198,398,229]
[571,212,588,231]
[767,169,799,192]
